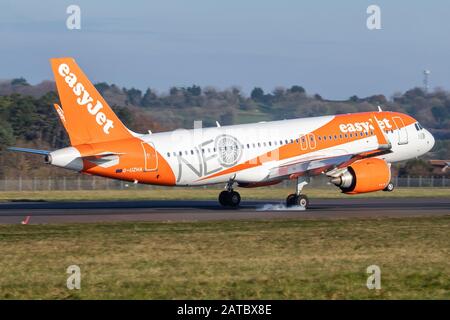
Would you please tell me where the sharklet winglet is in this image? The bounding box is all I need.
[371,114,391,149]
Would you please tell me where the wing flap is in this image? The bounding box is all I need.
[268,153,354,179]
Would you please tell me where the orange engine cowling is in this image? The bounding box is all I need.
[331,158,391,194]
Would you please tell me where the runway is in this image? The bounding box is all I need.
[0,198,448,224]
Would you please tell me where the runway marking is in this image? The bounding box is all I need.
[21,215,31,225]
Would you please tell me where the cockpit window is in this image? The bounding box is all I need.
[415,122,423,131]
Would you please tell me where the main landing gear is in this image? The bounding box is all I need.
[286,176,310,209]
[218,180,241,207]
[218,177,311,209]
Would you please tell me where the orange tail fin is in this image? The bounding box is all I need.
[50,57,133,145]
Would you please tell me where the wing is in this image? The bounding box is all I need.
[267,114,392,179]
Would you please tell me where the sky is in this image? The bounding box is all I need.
[0,0,449,99]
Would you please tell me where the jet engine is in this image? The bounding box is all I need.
[331,158,391,194]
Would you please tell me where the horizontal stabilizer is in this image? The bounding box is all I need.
[7,147,51,155]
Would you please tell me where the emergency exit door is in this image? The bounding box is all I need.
[392,117,409,145]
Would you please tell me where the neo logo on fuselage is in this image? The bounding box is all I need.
[58,63,114,134]
[175,134,243,183]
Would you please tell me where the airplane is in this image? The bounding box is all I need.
[8,58,435,209]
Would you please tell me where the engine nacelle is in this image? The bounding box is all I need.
[331,158,391,194]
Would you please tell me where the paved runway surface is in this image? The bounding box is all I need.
[0,198,448,224]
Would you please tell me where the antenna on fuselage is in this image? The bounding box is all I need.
[377,105,383,112]
[216,121,221,127]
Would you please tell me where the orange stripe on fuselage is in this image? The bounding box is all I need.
[198,111,415,182]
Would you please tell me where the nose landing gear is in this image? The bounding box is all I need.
[383,182,394,192]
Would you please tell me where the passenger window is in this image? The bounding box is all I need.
[309,134,317,149]
[167,152,170,157]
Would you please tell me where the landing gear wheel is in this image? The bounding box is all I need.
[218,190,241,207]
[219,191,229,206]
[297,195,309,208]
[286,194,309,208]
[228,191,241,207]
[286,194,297,207]
[384,182,394,192]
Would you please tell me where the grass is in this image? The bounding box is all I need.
[0,216,449,299]
[0,187,449,202]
